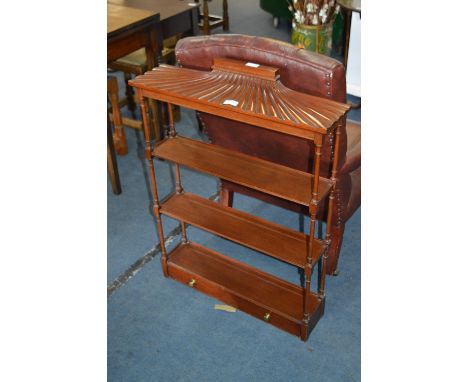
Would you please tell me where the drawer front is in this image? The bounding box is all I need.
[167,263,302,338]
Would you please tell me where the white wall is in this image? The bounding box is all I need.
[346,12,361,97]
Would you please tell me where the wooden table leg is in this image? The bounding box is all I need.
[108,77,128,155]
[107,114,122,195]
[343,8,352,70]
[223,0,229,31]
[203,0,210,35]
[145,30,162,141]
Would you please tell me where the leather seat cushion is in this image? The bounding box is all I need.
[341,120,361,175]
[345,167,361,221]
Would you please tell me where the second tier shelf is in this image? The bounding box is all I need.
[154,136,333,206]
[161,192,326,268]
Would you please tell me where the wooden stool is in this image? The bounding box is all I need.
[108,37,181,133]
[196,0,229,35]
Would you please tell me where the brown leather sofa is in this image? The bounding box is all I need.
[175,34,360,275]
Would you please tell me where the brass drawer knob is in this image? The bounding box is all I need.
[263,313,271,322]
[188,279,196,287]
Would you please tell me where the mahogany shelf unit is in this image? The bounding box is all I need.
[129,57,350,341]
[154,136,333,207]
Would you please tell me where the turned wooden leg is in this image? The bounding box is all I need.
[124,72,137,119]
[107,77,128,156]
[149,100,162,142]
[223,0,229,30]
[219,185,233,207]
[326,224,345,275]
[107,114,121,194]
[203,0,210,35]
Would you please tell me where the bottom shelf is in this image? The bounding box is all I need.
[166,242,325,340]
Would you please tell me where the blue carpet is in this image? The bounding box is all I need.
[108,0,360,379]
[108,202,360,381]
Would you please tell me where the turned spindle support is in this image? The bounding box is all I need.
[167,102,188,244]
[302,137,323,338]
[138,90,168,276]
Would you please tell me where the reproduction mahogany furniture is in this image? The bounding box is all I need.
[175,35,361,275]
[129,57,349,341]
[195,0,229,35]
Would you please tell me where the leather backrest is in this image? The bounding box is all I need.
[175,34,347,175]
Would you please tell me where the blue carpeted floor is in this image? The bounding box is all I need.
[108,1,360,380]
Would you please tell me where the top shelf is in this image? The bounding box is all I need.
[129,58,350,140]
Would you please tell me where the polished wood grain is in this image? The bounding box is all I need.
[132,58,347,341]
[167,242,324,337]
[161,192,325,268]
[109,0,197,21]
[153,136,333,206]
[107,3,162,68]
[129,59,350,140]
[108,0,199,38]
[211,57,279,80]
[107,3,156,35]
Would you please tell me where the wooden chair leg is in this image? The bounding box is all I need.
[203,0,210,35]
[219,186,234,207]
[326,224,345,275]
[107,114,122,194]
[107,77,128,155]
[223,0,229,30]
[124,72,137,119]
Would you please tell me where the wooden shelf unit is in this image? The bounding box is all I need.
[154,136,333,207]
[129,57,350,341]
[160,192,325,268]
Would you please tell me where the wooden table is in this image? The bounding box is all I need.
[107,3,162,194]
[108,0,200,39]
[108,3,162,65]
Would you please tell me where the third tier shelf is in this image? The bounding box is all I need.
[154,136,333,206]
[161,192,326,268]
